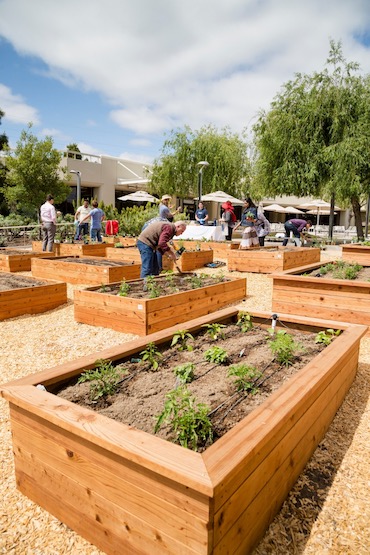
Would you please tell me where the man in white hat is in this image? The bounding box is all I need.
[159,194,181,222]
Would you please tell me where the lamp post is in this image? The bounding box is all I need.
[70,170,81,207]
[197,161,209,202]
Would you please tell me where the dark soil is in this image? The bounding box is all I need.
[59,257,136,267]
[0,249,35,256]
[0,274,47,291]
[95,273,233,299]
[56,322,329,451]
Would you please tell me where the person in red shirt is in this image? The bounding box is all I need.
[137,220,187,278]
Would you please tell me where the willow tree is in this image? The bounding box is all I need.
[252,41,370,239]
[149,124,251,199]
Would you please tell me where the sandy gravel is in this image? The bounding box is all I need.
[1,259,369,554]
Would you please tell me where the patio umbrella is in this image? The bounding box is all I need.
[262,203,286,212]
[298,199,340,228]
[282,206,304,214]
[198,191,244,205]
[117,190,159,203]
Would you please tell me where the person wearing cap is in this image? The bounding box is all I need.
[40,194,57,252]
[137,220,187,278]
[159,194,181,222]
[220,200,238,241]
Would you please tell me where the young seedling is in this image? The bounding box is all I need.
[237,311,253,332]
[202,323,226,340]
[268,330,304,366]
[118,278,130,297]
[189,274,204,289]
[174,362,195,384]
[212,271,226,283]
[171,329,194,351]
[204,346,228,364]
[140,342,163,370]
[154,386,213,451]
[145,275,162,298]
[78,359,124,401]
[315,328,341,345]
[164,271,179,293]
[227,364,261,393]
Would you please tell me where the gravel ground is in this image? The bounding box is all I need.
[1,256,369,554]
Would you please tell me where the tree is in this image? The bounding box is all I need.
[2,125,71,216]
[252,40,370,239]
[149,125,251,199]
[0,108,9,215]
[66,143,82,159]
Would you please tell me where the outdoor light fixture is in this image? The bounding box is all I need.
[70,170,81,207]
[196,161,209,202]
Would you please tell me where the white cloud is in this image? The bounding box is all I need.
[0,83,39,124]
[0,0,369,140]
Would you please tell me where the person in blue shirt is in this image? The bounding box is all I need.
[195,202,208,225]
[81,200,105,242]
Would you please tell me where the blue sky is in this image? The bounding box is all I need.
[1,0,370,165]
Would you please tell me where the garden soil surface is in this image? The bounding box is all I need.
[56,257,136,267]
[56,323,326,451]
[0,273,47,291]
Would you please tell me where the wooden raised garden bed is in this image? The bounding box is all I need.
[163,249,214,271]
[106,246,141,263]
[74,274,247,335]
[0,307,366,554]
[31,256,141,285]
[0,273,67,320]
[342,243,370,265]
[0,248,53,272]
[32,241,112,257]
[272,260,370,327]
[173,240,238,259]
[228,246,321,273]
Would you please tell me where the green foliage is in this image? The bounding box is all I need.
[140,342,163,370]
[315,328,341,345]
[227,364,262,392]
[188,274,205,289]
[204,346,228,364]
[154,386,213,451]
[174,362,195,384]
[77,359,123,400]
[268,330,304,366]
[319,260,363,280]
[202,323,226,340]
[118,279,130,297]
[2,124,70,215]
[212,271,226,283]
[164,271,179,293]
[118,204,160,237]
[145,275,162,298]
[171,330,194,351]
[150,124,251,198]
[237,311,253,332]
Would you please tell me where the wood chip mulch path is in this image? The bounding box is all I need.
[1,261,369,554]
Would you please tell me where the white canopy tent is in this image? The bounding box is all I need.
[298,199,341,228]
[198,191,244,205]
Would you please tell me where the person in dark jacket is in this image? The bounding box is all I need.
[282,219,312,246]
[137,220,187,278]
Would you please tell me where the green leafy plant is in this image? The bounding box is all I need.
[204,346,228,364]
[171,329,194,351]
[154,386,213,451]
[164,271,179,293]
[227,364,261,392]
[268,330,304,366]
[315,328,341,345]
[319,260,363,280]
[212,271,226,283]
[140,342,163,370]
[145,275,162,298]
[202,322,226,340]
[174,362,195,384]
[237,311,253,332]
[118,278,130,297]
[77,359,123,400]
[188,274,205,289]
[98,283,107,292]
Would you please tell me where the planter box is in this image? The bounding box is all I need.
[1,308,365,554]
[342,244,370,265]
[0,249,53,272]
[106,247,141,263]
[272,261,370,327]
[118,236,137,247]
[74,275,247,335]
[228,247,321,273]
[31,256,141,285]
[163,249,214,271]
[174,240,238,259]
[32,241,112,257]
[0,273,67,320]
